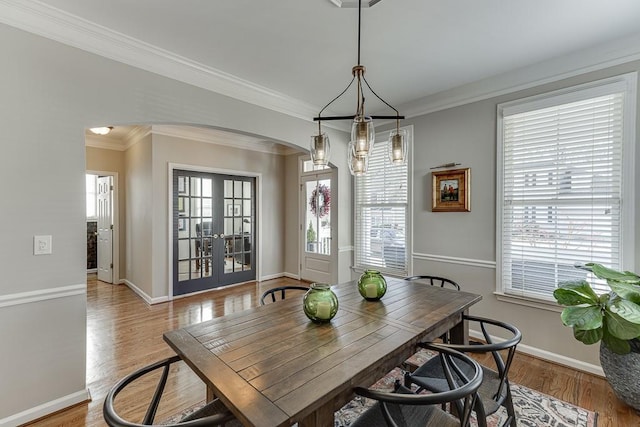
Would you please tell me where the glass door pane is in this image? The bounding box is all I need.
[305,179,331,255]
[174,170,255,296]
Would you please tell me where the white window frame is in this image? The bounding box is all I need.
[496,73,636,304]
[354,126,413,276]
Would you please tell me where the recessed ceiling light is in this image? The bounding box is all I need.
[89,126,113,135]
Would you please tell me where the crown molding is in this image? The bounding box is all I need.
[85,134,127,151]
[0,0,319,122]
[399,32,640,118]
[150,125,300,156]
[329,0,383,7]
[2,1,640,125]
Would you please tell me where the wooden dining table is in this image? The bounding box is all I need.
[163,277,482,427]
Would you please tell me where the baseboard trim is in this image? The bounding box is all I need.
[260,273,285,281]
[121,280,168,305]
[469,329,604,377]
[0,284,86,309]
[0,388,90,427]
[413,252,496,269]
[283,272,301,280]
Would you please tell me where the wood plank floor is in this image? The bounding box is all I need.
[24,275,639,426]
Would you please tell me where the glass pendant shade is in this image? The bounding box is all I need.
[348,141,368,176]
[351,117,374,156]
[389,128,407,165]
[310,133,330,166]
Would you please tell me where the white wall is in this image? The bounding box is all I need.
[0,23,349,424]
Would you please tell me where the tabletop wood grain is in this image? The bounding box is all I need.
[163,277,481,427]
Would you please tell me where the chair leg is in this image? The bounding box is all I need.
[473,399,488,427]
[504,383,517,427]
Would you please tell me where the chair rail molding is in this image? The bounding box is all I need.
[0,284,86,308]
[413,252,496,270]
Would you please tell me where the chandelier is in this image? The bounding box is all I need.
[310,0,407,175]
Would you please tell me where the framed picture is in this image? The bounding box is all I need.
[178,197,185,214]
[177,176,187,195]
[227,204,241,216]
[178,218,186,231]
[432,168,470,212]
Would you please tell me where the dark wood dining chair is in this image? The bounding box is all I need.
[103,355,241,426]
[404,275,461,349]
[404,275,461,291]
[259,285,309,305]
[405,316,522,427]
[350,344,483,427]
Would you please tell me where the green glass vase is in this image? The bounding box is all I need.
[358,270,387,301]
[303,283,339,323]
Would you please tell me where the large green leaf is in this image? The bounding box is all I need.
[591,263,640,284]
[608,282,640,305]
[574,327,602,345]
[602,328,632,354]
[603,311,640,340]
[561,306,602,330]
[553,281,599,306]
[608,298,640,324]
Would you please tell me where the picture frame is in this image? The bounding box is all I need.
[177,176,186,195]
[178,218,186,231]
[431,168,470,212]
[227,204,241,216]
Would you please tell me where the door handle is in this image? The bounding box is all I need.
[219,233,225,238]
[212,234,219,239]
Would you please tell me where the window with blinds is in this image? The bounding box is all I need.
[354,130,410,275]
[497,75,635,300]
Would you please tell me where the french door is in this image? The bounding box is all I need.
[173,170,255,296]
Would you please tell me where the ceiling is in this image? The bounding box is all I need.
[6,0,640,134]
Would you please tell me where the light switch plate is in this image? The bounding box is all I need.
[34,235,52,255]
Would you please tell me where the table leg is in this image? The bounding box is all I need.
[206,385,216,403]
[299,403,334,427]
[449,309,469,345]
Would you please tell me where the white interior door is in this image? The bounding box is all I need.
[97,176,113,283]
[300,173,333,283]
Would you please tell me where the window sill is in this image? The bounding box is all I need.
[493,292,562,313]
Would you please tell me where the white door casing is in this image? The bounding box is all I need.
[97,176,113,283]
[300,172,333,284]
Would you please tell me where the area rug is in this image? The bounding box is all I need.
[334,367,598,427]
[163,369,598,426]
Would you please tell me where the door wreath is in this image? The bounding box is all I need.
[310,184,331,218]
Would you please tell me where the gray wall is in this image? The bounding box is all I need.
[0,23,349,424]
[3,12,636,423]
[405,61,640,368]
[150,132,292,297]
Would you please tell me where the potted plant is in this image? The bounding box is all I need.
[553,263,640,409]
[306,221,317,252]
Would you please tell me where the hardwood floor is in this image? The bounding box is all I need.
[24,275,639,426]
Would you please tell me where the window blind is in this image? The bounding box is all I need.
[354,137,408,274]
[499,90,625,299]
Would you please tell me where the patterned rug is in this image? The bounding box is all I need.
[164,368,598,426]
[334,368,598,427]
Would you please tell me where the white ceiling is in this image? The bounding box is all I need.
[5,0,640,128]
